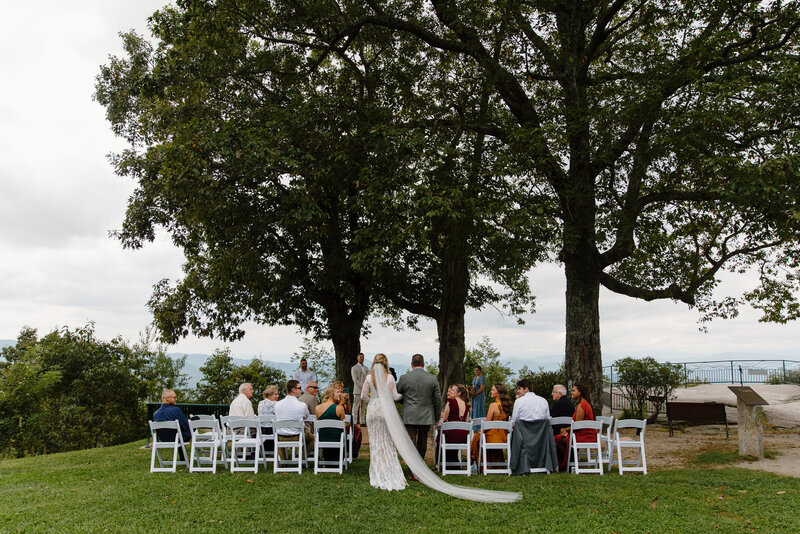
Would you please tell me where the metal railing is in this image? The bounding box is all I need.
[602,359,800,413]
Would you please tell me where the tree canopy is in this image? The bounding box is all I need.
[315,0,800,408]
[97,1,800,409]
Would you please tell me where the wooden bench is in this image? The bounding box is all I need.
[666,401,729,438]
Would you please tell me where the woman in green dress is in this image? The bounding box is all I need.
[316,385,346,462]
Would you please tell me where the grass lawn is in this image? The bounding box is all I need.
[1,441,798,533]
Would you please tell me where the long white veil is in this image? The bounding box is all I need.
[373,365,522,503]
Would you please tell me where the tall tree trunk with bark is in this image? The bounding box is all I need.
[563,254,604,416]
[436,247,469,401]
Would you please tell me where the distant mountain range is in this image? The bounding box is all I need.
[168,352,562,389]
[0,337,562,387]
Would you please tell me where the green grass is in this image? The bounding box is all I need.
[691,441,781,466]
[1,441,799,533]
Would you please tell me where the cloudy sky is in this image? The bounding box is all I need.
[1,1,798,367]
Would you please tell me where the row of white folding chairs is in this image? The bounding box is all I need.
[551,416,647,475]
[148,417,349,475]
[437,420,516,476]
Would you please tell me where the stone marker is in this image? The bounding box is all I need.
[729,386,769,459]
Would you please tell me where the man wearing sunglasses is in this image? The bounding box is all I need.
[275,380,314,459]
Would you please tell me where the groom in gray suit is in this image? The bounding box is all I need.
[396,353,441,462]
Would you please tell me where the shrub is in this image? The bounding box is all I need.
[464,336,513,412]
[614,357,682,423]
[516,364,566,406]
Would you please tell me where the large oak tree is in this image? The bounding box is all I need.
[272,0,800,407]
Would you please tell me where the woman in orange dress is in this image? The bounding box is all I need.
[555,383,598,471]
[470,384,513,466]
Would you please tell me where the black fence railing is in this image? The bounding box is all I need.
[602,359,800,414]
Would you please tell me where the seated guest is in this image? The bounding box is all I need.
[470,384,513,465]
[555,383,598,472]
[274,380,314,458]
[299,381,320,414]
[509,380,558,474]
[258,385,279,450]
[436,383,470,466]
[229,382,255,418]
[153,389,191,445]
[510,379,550,424]
[316,385,346,462]
[332,380,361,458]
[331,380,351,414]
[550,384,574,435]
[298,381,320,436]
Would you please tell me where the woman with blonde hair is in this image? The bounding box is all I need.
[361,353,406,490]
[316,385,346,462]
[258,385,279,452]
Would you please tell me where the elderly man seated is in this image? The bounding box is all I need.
[274,379,315,459]
[229,382,255,418]
[509,379,557,474]
[153,389,192,457]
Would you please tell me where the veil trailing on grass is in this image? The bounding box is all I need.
[373,365,522,503]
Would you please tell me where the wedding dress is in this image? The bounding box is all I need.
[371,365,521,503]
[362,373,407,491]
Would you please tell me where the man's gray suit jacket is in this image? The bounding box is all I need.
[396,368,442,425]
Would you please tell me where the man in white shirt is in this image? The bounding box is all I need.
[274,379,314,458]
[229,382,255,418]
[292,358,317,391]
[511,379,551,425]
[350,353,367,425]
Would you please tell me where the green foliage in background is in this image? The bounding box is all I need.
[291,338,335,388]
[517,364,566,404]
[463,336,513,412]
[615,357,683,423]
[195,348,285,404]
[0,325,148,457]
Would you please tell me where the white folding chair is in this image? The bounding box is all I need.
[313,419,347,474]
[344,414,355,463]
[596,415,614,465]
[257,414,276,464]
[609,419,647,475]
[479,420,512,475]
[218,415,232,468]
[189,414,216,421]
[148,420,189,473]
[272,420,307,474]
[228,418,265,473]
[438,421,474,476]
[188,418,223,473]
[568,420,604,475]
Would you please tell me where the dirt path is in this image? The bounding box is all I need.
[642,425,800,477]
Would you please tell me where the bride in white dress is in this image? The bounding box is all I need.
[361,353,407,491]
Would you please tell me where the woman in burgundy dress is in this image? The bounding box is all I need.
[436,383,470,466]
[555,383,598,471]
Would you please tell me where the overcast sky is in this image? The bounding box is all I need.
[1,1,797,367]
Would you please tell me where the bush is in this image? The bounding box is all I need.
[516,364,566,406]
[195,348,286,403]
[767,367,800,385]
[615,357,682,423]
[464,336,513,413]
[0,325,149,457]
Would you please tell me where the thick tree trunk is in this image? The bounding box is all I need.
[325,298,367,392]
[330,322,362,392]
[563,258,604,416]
[436,252,468,404]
